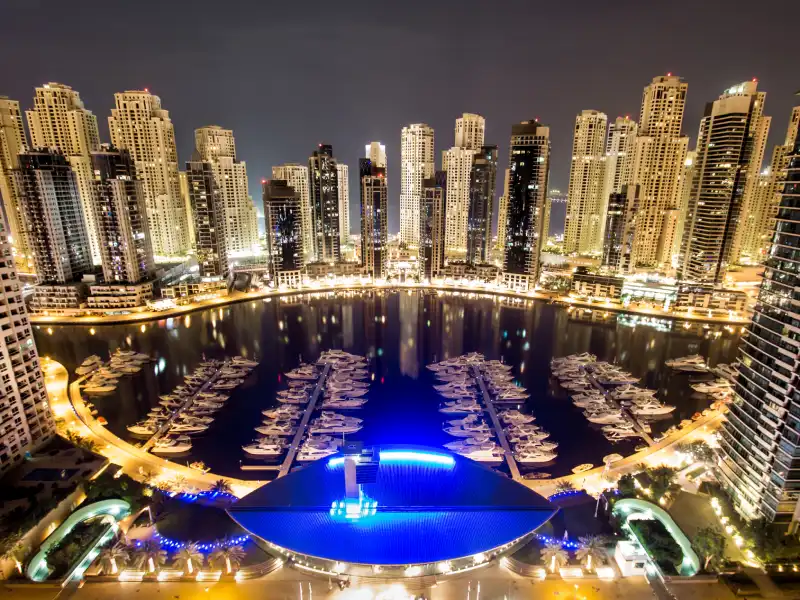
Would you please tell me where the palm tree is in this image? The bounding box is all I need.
[555,481,576,494]
[169,475,189,492]
[209,542,246,574]
[541,540,569,573]
[1,541,27,574]
[97,544,129,575]
[173,543,204,575]
[576,535,606,571]
[208,479,233,495]
[134,540,167,573]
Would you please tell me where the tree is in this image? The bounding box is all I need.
[1,540,28,574]
[209,479,233,495]
[168,475,189,492]
[541,540,569,573]
[576,535,607,571]
[648,466,677,498]
[209,542,246,574]
[133,540,167,573]
[617,473,636,497]
[173,543,204,575]
[97,544,129,575]
[694,527,726,572]
[688,440,715,463]
[555,481,576,494]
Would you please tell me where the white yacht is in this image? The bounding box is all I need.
[627,399,676,415]
[691,379,732,394]
[515,450,557,464]
[255,423,297,436]
[515,440,558,452]
[152,437,192,454]
[444,423,492,437]
[610,385,657,401]
[439,402,482,414]
[498,410,534,424]
[170,422,209,434]
[585,410,625,424]
[322,398,367,409]
[454,445,504,463]
[243,439,287,456]
[263,407,303,420]
[551,353,596,367]
[665,354,708,372]
[127,422,158,436]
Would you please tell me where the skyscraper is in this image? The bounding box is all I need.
[194,126,258,256]
[601,185,639,273]
[336,163,350,246]
[419,172,447,279]
[738,106,800,264]
[717,109,800,527]
[186,160,228,279]
[0,218,53,476]
[466,146,497,264]
[359,157,388,278]
[600,116,637,244]
[495,168,510,253]
[308,145,340,263]
[0,97,30,268]
[263,179,304,286]
[365,142,386,168]
[672,150,697,258]
[400,124,434,246]
[14,150,92,283]
[444,113,486,259]
[564,110,607,254]
[680,81,770,283]
[454,113,485,150]
[630,75,689,267]
[502,120,550,291]
[272,164,312,261]
[26,83,101,264]
[109,90,189,257]
[91,146,154,284]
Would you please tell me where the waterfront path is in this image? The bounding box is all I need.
[29,280,750,327]
[45,359,257,497]
[585,369,655,446]
[277,364,331,478]
[471,365,521,480]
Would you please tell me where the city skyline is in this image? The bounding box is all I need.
[1,0,797,235]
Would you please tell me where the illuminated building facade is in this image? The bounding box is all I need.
[263,179,304,286]
[466,145,497,264]
[399,124,434,246]
[0,97,30,267]
[308,145,340,263]
[186,160,228,279]
[419,171,447,279]
[273,163,313,261]
[336,163,350,246]
[359,158,387,279]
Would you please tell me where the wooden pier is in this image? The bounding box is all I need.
[471,366,522,481]
[584,370,655,446]
[277,363,332,478]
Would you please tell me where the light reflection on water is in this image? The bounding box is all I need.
[34,289,741,479]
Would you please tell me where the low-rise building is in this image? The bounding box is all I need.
[305,261,363,279]
[159,279,227,304]
[675,284,747,315]
[29,284,86,314]
[571,269,624,301]
[85,282,153,310]
[442,261,500,282]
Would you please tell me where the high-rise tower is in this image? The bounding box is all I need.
[564,110,607,254]
[186,160,228,279]
[717,105,800,527]
[336,163,350,246]
[308,145,340,263]
[600,116,637,245]
[195,126,258,256]
[360,157,388,279]
[0,218,54,476]
[419,172,447,279]
[14,150,92,283]
[91,146,154,284]
[495,168,510,253]
[109,90,189,257]
[502,120,550,291]
[629,75,689,267]
[680,81,770,283]
[454,113,485,150]
[272,164,312,261]
[26,83,101,264]
[0,97,30,268]
[466,146,497,264]
[400,124,434,246]
[263,179,304,286]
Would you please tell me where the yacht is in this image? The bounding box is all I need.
[439,401,482,414]
[712,363,739,383]
[445,439,497,452]
[610,385,656,401]
[297,444,339,461]
[232,357,259,368]
[285,366,319,381]
[127,421,159,436]
[550,353,596,368]
[665,354,708,372]
[151,437,192,454]
[444,423,492,437]
[169,422,209,434]
[255,423,297,436]
[83,382,117,394]
[322,398,367,409]
[498,410,534,424]
[572,396,607,409]
[691,379,732,394]
[454,445,504,463]
[263,407,303,420]
[213,379,243,390]
[515,440,558,452]
[627,399,676,416]
[585,410,625,424]
[515,450,557,464]
[243,438,287,456]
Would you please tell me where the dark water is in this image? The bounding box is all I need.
[34,289,741,479]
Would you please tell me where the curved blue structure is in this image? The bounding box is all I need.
[229,446,555,567]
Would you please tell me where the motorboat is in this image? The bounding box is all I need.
[691,379,733,394]
[169,422,209,434]
[232,357,259,368]
[665,354,708,372]
[322,398,367,409]
[626,399,676,416]
[610,385,656,401]
[213,379,243,390]
[585,410,625,425]
[439,402,482,414]
[255,423,297,436]
[572,463,594,474]
[443,434,493,449]
[445,439,497,453]
[127,421,159,436]
[83,383,117,394]
[285,365,319,380]
[454,445,504,463]
[515,450,557,464]
[550,353,596,368]
[446,414,484,427]
[444,423,492,437]
[263,407,303,420]
[243,438,287,456]
[297,444,339,461]
[151,436,192,454]
[712,363,739,383]
[515,440,558,452]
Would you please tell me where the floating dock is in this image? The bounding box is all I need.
[584,370,655,446]
[141,367,222,452]
[277,363,332,478]
[471,366,522,481]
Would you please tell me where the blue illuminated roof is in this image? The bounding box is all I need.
[228,445,555,565]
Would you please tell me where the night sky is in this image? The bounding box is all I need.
[1,0,798,234]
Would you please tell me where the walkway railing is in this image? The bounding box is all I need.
[472,365,521,480]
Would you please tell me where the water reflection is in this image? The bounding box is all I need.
[34,289,740,479]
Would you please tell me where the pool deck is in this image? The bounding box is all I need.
[471,365,521,480]
[277,364,331,478]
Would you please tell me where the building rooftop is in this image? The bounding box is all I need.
[228,446,555,565]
